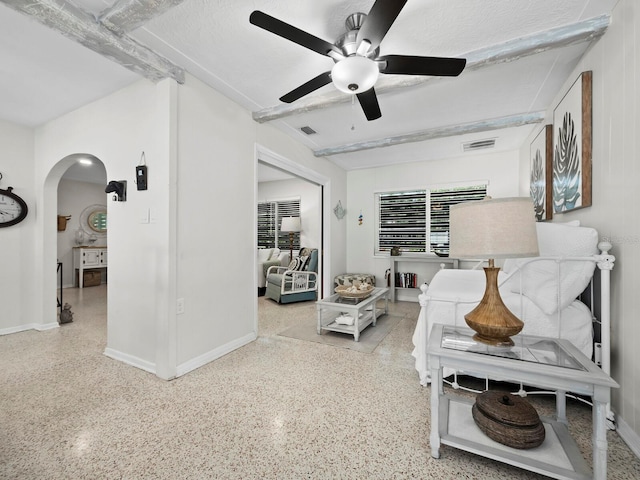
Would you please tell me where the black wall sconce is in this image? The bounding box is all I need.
[105,180,127,202]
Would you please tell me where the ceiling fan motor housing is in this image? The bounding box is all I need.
[336,13,379,59]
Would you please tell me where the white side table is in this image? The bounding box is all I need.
[427,324,619,480]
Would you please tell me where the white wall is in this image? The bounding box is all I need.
[4,73,347,379]
[346,149,520,297]
[33,79,173,375]
[57,178,107,287]
[0,121,35,333]
[258,177,322,251]
[173,75,346,372]
[518,0,640,447]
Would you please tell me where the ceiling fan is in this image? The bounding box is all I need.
[250,0,466,121]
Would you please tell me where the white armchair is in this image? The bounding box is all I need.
[257,248,290,294]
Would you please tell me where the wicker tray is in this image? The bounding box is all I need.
[334,285,374,299]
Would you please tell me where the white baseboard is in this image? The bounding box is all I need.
[104,347,156,375]
[616,414,640,459]
[0,322,59,335]
[176,332,257,377]
[35,322,60,331]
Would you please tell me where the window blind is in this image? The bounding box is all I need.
[377,190,427,253]
[375,184,487,255]
[257,199,300,250]
[429,185,487,255]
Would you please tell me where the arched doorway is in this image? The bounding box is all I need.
[39,153,108,330]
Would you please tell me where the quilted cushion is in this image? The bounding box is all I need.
[502,222,598,315]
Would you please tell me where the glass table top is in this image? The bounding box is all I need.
[319,288,388,306]
[440,326,586,371]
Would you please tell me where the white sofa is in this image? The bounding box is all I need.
[257,248,290,291]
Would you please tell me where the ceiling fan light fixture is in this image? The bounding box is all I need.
[331,56,379,94]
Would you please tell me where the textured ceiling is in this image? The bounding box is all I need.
[0,0,619,171]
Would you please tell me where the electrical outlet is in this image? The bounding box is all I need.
[176,298,185,315]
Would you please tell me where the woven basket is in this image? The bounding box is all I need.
[335,285,374,299]
[472,391,545,449]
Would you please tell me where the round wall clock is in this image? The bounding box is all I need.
[0,186,29,227]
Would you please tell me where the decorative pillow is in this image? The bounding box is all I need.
[269,248,281,261]
[258,248,273,263]
[288,257,301,271]
[502,222,598,315]
[298,255,310,271]
[288,256,308,271]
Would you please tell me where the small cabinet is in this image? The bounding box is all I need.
[82,248,101,267]
[73,247,107,288]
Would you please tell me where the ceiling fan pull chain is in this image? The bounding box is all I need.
[351,95,356,131]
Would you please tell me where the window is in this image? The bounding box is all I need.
[377,190,427,254]
[375,184,486,255]
[257,199,300,250]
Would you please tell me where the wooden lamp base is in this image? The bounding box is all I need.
[464,265,523,346]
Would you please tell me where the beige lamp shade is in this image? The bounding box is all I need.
[449,196,539,346]
[449,197,539,260]
[281,217,301,233]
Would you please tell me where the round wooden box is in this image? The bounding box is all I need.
[471,391,545,449]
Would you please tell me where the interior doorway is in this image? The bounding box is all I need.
[254,145,331,325]
[43,153,108,331]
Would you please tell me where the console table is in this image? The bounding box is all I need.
[427,324,618,480]
[72,246,107,288]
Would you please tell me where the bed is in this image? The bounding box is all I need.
[411,221,615,388]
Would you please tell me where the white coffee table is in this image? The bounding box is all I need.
[427,324,619,480]
[316,287,389,341]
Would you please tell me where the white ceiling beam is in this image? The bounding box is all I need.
[99,0,187,34]
[0,0,184,84]
[253,15,609,123]
[313,112,545,157]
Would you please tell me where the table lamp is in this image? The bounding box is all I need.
[280,216,301,262]
[449,197,539,346]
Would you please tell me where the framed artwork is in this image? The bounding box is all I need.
[552,71,592,213]
[530,125,553,221]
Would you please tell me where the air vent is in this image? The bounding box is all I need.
[462,138,496,152]
[300,126,317,135]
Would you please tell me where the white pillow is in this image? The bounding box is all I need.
[502,222,598,315]
[269,248,281,261]
[258,248,273,262]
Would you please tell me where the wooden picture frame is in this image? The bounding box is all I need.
[530,125,553,221]
[552,71,592,213]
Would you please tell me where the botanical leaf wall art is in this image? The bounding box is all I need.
[552,71,592,213]
[530,125,552,221]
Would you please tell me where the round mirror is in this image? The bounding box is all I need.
[88,210,107,232]
[79,204,107,238]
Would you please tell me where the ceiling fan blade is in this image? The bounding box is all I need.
[379,55,466,76]
[356,0,408,52]
[279,71,333,103]
[356,88,382,121]
[250,11,338,57]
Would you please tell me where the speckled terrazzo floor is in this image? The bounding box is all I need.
[1,285,639,479]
